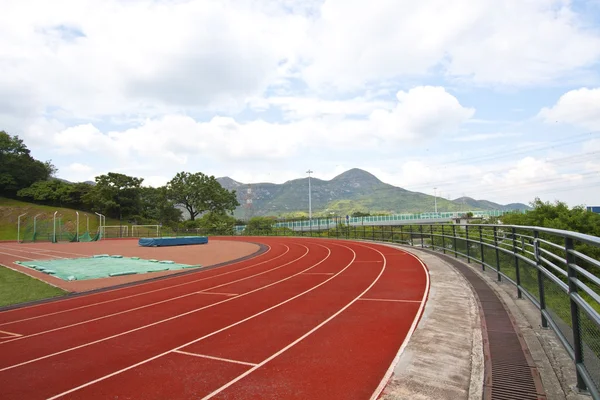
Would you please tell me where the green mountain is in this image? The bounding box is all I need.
[452,197,531,211]
[217,168,530,218]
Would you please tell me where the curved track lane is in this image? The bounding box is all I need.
[0,238,429,400]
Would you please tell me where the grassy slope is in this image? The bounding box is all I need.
[0,197,121,241]
[0,265,66,307]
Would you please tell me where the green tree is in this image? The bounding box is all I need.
[17,180,72,206]
[247,216,275,233]
[0,131,55,196]
[137,186,182,226]
[166,172,239,221]
[85,173,144,220]
[198,212,236,235]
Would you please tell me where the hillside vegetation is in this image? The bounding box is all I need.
[0,197,120,241]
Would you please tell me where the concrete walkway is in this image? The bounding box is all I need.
[378,245,588,400]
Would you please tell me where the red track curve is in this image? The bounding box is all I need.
[0,237,429,400]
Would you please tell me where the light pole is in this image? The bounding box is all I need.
[306,170,313,222]
[434,187,438,214]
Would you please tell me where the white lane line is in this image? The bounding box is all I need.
[0,246,307,345]
[353,261,383,263]
[302,272,334,275]
[0,245,88,257]
[0,251,35,261]
[0,242,273,316]
[359,298,422,303]
[0,243,326,372]
[0,247,65,259]
[44,243,354,400]
[0,245,281,326]
[0,329,22,337]
[369,245,430,400]
[173,350,257,367]
[197,292,238,297]
[199,242,387,400]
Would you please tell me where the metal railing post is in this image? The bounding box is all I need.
[566,237,587,392]
[534,231,548,328]
[494,226,501,281]
[512,227,522,299]
[466,225,471,263]
[452,224,457,258]
[441,225,446,254]
[430,225,434,250]
[479,226,485,271]
[391,225,395,243]
[420,225,424,248]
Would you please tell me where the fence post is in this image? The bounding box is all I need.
[441,225,446,254]
[391,225,395,243]
[479,226,485,271]
[380,225,384,242]
[466,225,471,263]
[566,237,587,392]
[420,225,424,248]
[534,231,548,328]
[494,226,501,281]
[512,228,522,299]
[430,225,434,250]
[452,224,457,258]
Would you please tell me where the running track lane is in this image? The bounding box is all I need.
[0,241,326,368]
[0,240,340,398]
[0,237,280,324]
[0,241,294,336]
[0,238,429,400]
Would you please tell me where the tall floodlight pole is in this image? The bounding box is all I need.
[306,170,313,223]
[434,187,438,214]
[85,214,89,232]
[17,213,27,243]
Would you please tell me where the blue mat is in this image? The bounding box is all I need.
[138,236,209,247]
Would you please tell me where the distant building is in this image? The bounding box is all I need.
[587,206,600,213]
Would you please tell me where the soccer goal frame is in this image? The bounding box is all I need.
[131,225,160,238]
[101,225,129,238]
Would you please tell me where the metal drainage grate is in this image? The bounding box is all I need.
[434,254,547,400]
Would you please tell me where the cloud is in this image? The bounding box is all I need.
[538,87,600,130]
[368,86,475,141]
[301,0,600,90]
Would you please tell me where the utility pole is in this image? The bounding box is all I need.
[434,187,438,213]
[306,170,313,222]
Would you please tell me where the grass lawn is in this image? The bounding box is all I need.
[0,265,67,307]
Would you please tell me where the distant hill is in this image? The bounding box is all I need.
[217,168,530,218]
[452,197,531,211]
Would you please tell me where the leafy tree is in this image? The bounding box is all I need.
[501,198,600,237]
[166,172,239,221]
[17,180,72,206]
[84,173,144,220]
[198,212,236,235]
[137,186,182,226]
[247,216,275,233]
[0,131,55,196]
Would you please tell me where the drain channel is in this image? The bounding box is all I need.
[430,253,547,400]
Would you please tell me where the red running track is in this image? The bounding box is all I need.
[0,237,429,400]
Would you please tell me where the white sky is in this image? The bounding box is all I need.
[1,0,600,207]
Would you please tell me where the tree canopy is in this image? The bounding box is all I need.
[0,131,55,197]
[166,172,239,221]
[85,173,144,220]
